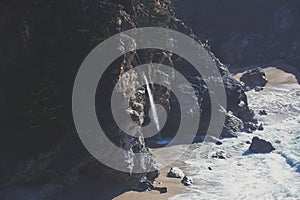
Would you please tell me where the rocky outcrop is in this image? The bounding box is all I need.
[181,176,193,186]
[0,0,258,189]
[211,151,227,159]
[221,111,244,137]
[240,67,268,90]
[249,137,275,153]
[176,1,300,71]
[167,167,185,178]
[259,110,268,115]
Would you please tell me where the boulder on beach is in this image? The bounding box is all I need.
[167,167,185,179]
[181,176,193,186]
[240,67,268,90]
[249,136,275,153]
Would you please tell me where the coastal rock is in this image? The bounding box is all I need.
[255,86,264,92]
[211,151,226,159]
[244,122,258,132]
[221,111,244,137]
[181,176,193,186]
[156,187,168,194]
[132,181,155,192]
[205,135,223,145]
[249,137,275,153]
[258,110,268,115]
[257,123,264,131]
[167,167,185,178]
[240,67,268,90]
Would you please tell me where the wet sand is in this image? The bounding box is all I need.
[113,167,185,200]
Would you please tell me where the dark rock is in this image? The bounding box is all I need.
[177,1,300,72]
[222,76,257,124]
[208,167,212,170]
[255,86,264,92]
[156,187,168,194]
[244,122,258,131]
[205,135,223,145]
[146,170,160,183]
[167,167,185,179]
[275,140,281,144]
[221,111,244,137]
[0,0,262,189]
[132,181,155,192]
[249,137,275,153]
[181,176,193,186]
[211,151,226,159]
[257,123,264,131]
[258,110,268,115]
[246,128,253,133]
[240,67,268,90]
[245,140,251,144]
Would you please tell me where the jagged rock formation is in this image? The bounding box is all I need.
[176,0,300,72]
[0,0,257,190]
[249,136,275,153]
[240,67,268,90]
[181,176,193,186]
[221,111,244,137]
[167,167,185,178]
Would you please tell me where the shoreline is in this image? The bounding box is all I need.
[113,166,186,200]
[114,66,300,200]
[233,66,299,85]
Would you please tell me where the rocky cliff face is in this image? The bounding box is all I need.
[0,0,256,188]
[176,0,300,71]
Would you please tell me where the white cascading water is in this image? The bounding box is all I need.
[143,74,160,132]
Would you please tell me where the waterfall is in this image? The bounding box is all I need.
[143,74,160,132]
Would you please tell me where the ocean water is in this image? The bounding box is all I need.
[170,84,300,200]
[1,85,299,200]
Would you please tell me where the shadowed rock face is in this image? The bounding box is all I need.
[249,137,275,153]
[0,0,256,188]
[176,0,300,70]
[240,67,268,90]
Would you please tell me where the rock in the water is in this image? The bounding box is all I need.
[249,136,275,153]
[205,135,223,145]
[244,122,258,132]
[167,167,185,178]
[246,128,253,133]
[211,151,226,159]
[258,110,268,115]
[208,167,212,170]
[257,123,264,131]
[275,140,281,144]
[181,176,193,186]
[240,67,268,90]
[222,111,244,137]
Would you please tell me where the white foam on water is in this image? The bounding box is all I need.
[169,84,300,200]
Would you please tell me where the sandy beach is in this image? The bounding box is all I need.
[233,66,299,85]
[113,166,186,200]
